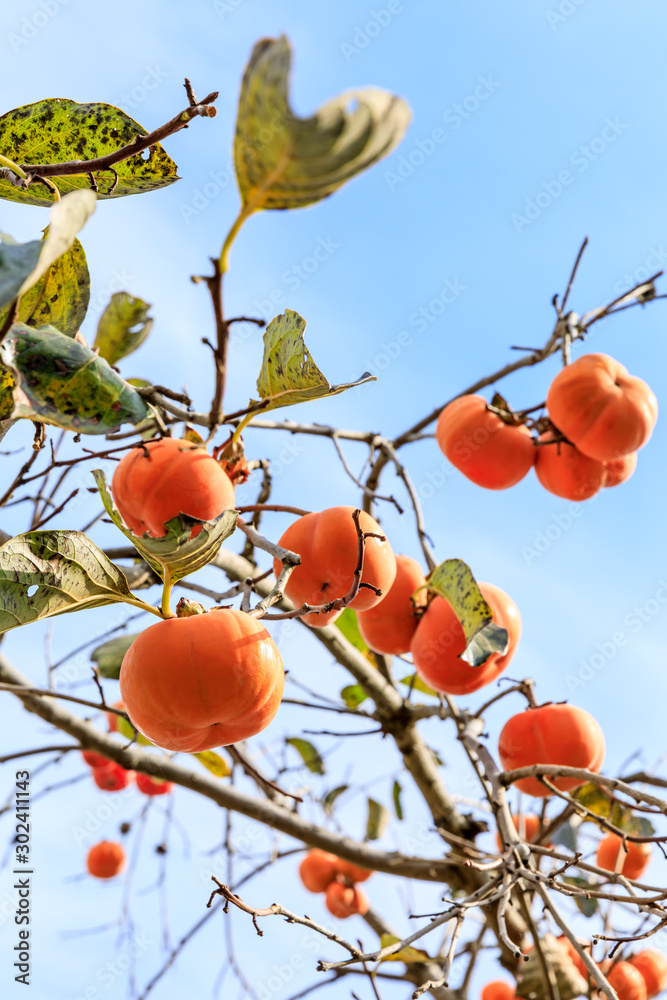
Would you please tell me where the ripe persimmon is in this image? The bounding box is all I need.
[324,881,369,919]
[630,950,667,997]
[356,554,427,654]
[435,394,535,490]
[497,703,605,797]
[480,981,516,1000]
[92,761,133,791]
[596,833,652,881]
[119,608,284,752]
[410,582,521,696]
[299,850,339,893]
[273,507,397,627]
[603,452,637,488]
[534,434,606,501]
[86,841,126,880]
[135,773,173,797]
[495,812,543,850]
[546,353,658,462]
[335,859,373,884]
[81,750,109,769]
[605,961,649,1000]
[111,437,235,538]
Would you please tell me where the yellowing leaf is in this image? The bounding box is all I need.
[379,934,432,964]
[366,798,389,841]
[116,714,154,746]
[341,684,368,709]
[194,751,231,778]
[17,190,96,297]
[399,674,439,697]
[0,530,136,633]
[249,309,374,417]
[427,559,508,667]
[235,36,411,211]
[335,608,375,662]
[0,99,178,207]
[93,470,238,585]
[93,292,153,365]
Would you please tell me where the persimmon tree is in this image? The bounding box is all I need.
[1,34,667,1000]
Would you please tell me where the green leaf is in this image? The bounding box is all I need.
[93,292,153,365]
[335,608,370,655]
[0,234,90,337]
[0,239,42,308]
[0,363,16,421]
[392,780,403,821]
[340,683,368,709]
[378,934,432,965]
[93,469,238,585]
[621,815,656,838]
[0,323,150,434]
[366,798,389,841]
[322,784,348,815]
[14,191,96,301]
[0,99,179,207]
[193,750,231,778]
[235,36,411,211]
[426,559,509,667]
[90,633,141,680]
[286,737,325,775]
[399,674,439,697]
[562,876,599,918]
[550,818,578,853]
[249,309,375,417]
[0,530,137,633]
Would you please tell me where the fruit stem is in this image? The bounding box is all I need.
[116,596,165,620]
[160,571,176,619]
[218,205,254,275]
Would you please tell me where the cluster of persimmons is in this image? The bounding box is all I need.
[481,941,667,1000]
[98,349,659,952]
[436,353,657,500]
[298,849,372,919]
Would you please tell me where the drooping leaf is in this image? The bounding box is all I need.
[322,784,348,815]
[426,559,509,667]
[249,310,374,417]
[93,292,153,365]
[340,683,368,709]
[194,750,231,778]
[234,36,411,211]
[378,934,432,965]
[366,798,389,841]
[14,190,95,302]
[572,783,632,829]
[0,235,90,337]
[399,674,439,697]
[0,323,150,434]
[562,876,599,918]
[0,99,179,207]
[335,608,374,662]
[93,470,238,585]
[286,737,325,775]
[0,530,137,633]
[392,780,403,821]
[115,713,154,746]
[0,238,42,308]
[90,633,141,680]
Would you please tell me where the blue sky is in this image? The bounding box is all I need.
[2,1,667,998]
